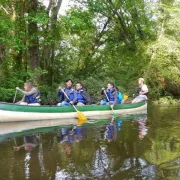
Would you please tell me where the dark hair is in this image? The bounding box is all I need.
[108,82,115,88]
[115,86,119,91]
[76,82,83,87]
[66,79,73,84]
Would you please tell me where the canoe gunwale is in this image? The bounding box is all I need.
[0,101,146,113]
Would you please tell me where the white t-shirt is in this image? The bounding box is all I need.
[141,84,148,92]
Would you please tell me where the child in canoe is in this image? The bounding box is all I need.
[100,82,118,105]
[75,82,91,106]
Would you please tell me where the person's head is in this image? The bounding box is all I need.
[24,82,33,91]
[65,79,73,88]
[65,143,72,155]
[76,82,83,90]
[138,78,144,86]
[107,82,114,90]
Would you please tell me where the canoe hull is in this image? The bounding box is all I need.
[0,102,147,122]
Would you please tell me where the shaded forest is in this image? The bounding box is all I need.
[0,0,180,104]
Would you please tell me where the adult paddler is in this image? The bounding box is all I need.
[132,78,149,104]
[16,82,40,106]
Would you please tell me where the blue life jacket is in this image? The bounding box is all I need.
[64,87,75,101]
[106,89,116,102]
[67,133,75,143]
[76,89,86,104]
[117,120,122,131]
[117,92,123,104]
[59,87,75,102]
[25,93,40,104]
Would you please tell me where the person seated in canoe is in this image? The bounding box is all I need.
[16,82,40,106]
[13,134,39,152]
[132,78,149,104]
[57,79,76,106]
[75,82,91,106]
[100,82,118,105]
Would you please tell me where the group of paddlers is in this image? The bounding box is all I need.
[15,78,149,106]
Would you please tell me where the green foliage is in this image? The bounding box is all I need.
[144,4,180,98]
[153,96,180,105]
[0,88,15,102]
[39,85,58,105]
[0,0,180,104]
[63,9,95,33]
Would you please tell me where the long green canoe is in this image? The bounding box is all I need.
[0,101,147,122]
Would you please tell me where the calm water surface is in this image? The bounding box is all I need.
[0,105,179,180]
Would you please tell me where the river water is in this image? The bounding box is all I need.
[0,105,179,180]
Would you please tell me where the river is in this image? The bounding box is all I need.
[0,105,179,180]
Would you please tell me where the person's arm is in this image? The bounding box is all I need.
[81,91,91,105]
[101,88,105,95]
[13,144,25,151]
[140,85,149,95]
[57,89,62,97]
[57,88,64,102]
[14,143,38,151]
[72,90,77,104]
[17,87,37,96]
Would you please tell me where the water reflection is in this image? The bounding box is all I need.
[0,108,179,179]
[104,119,122,142]
[12,134,44,179]
[13,134,39,152]
[58,125,84,144]
[136,114,148,139]
[57,125,84,155]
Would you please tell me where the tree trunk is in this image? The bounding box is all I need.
[41,0,62,85]
[28,0,39,71]
[0,44,5,64]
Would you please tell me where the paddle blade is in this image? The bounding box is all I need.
[77,111,87,122]
[77,119,85,126]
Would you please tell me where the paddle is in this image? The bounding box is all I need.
[104,90,118,117]
[14,138,17,146]
[61,89,87,123]
[13,89,17,104]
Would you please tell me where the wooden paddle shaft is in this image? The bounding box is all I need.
[104,90,115,112]
[13,90,17,104]
[104,90,110,102]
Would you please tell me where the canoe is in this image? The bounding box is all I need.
[0,101,147,122]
